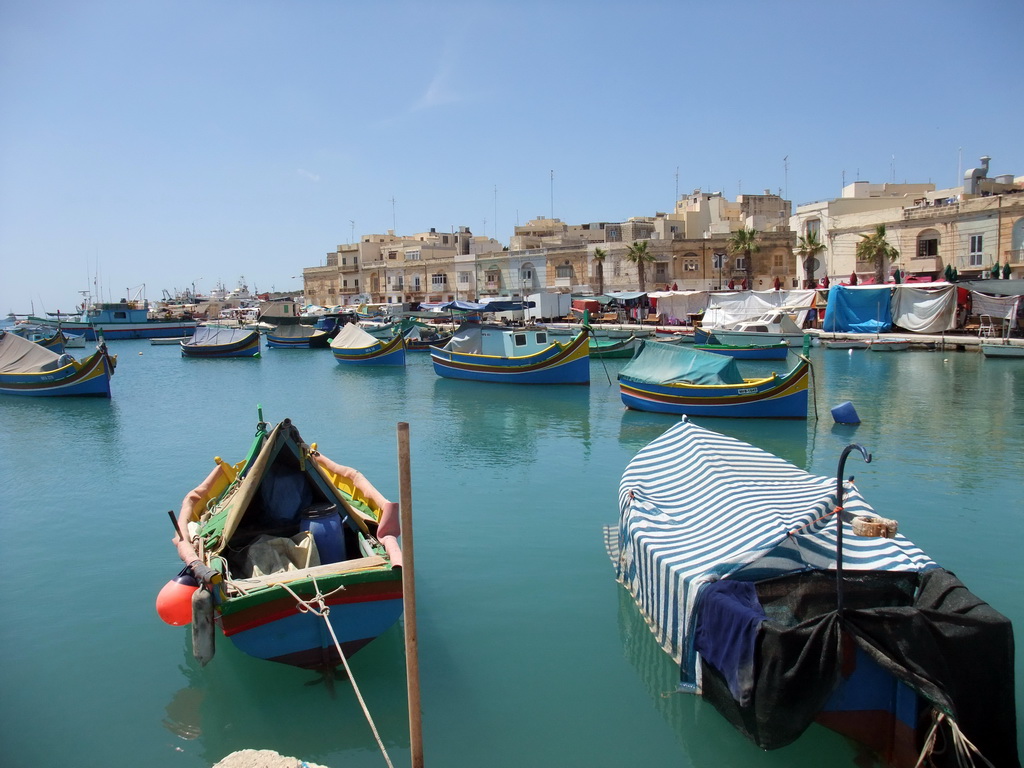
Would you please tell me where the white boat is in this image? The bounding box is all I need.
[698,310,806,347]
[870,338,910,352]
[981,341,1024,358]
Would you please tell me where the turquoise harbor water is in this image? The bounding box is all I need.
[0,338,1021,768]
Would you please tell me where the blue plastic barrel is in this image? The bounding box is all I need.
[831,401,861,425]
[300,503,345,564]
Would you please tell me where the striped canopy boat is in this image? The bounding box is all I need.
[181,326,261,358]
[430,324,590,384]
[329,322,406,366]
[169,413,403,669]
[618,340,809,418]
[608,418,1017,767]
[0,330,117,397]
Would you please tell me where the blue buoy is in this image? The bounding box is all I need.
[831,401,860,425]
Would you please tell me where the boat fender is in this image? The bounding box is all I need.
[191,587,216,666]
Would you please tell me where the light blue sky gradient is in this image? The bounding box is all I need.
[2,0,1021,312]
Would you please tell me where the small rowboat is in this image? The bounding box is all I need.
[589,334,642,359]
[165,412,403,669]
[0,330,117,397]
[870,338,910,352]
[824,339,869,350]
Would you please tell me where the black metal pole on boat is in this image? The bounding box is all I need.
[398,422,424,768]
[835,444,871,621]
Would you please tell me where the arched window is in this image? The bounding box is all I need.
[916,228,940,258]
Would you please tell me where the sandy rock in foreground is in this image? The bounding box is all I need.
[213,748,328,768]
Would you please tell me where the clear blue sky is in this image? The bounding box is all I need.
[2,0,1021,313]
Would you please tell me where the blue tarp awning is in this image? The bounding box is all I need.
[821,285,893,333]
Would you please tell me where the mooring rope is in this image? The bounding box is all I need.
[914,709,994,768]
[280,578,396,768]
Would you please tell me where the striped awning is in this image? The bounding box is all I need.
[613,417,935,687]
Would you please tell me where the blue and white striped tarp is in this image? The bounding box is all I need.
[613,417,935,688]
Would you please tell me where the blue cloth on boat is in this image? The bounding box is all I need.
[694,579,766,706]
[258,465,313,528]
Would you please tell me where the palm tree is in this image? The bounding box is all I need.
[728,227,759,287]
[795,230,826,288]
[625,240,656,292]
[592,247,607,295]
[855,224,899,284]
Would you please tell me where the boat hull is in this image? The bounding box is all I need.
[619,360,809,418]
[696,327,806,347]
[181,331,261,358]
[430,331,590,384]
[266,330,331,349]
[218,571,403,669]
[29,316,197,341]
[693,342,789,360]
[870,340,909,352]
[981,343,1024,358]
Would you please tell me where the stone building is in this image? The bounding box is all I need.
[790,157,1024,283]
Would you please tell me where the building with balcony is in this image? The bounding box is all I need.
[791,157,1024,284]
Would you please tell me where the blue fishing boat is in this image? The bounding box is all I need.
[265,324,331,349]
[28,299,197,340]
[430,324,590,384]
[693,340,789,360]
[617,339,808,418]
[608,418,1017,768]
[329,322,406,366]
[165,413,403,669]
[181,327,261,358]
[0,330,117,397]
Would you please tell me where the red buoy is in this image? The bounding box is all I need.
[157,569,199,626]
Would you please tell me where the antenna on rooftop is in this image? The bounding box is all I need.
[550,170,554,219]
[783,155,789,200]
[389,197,397,232]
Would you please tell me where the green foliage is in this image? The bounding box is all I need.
[855,224,899,284]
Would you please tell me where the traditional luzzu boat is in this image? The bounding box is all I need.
[164,412,403,669]
[608,418,1019,768]
[265,324,331,349]
[0,329,116,397]
[330,322,406,366]
[430,323,590,384]
[181,326,261,358]
[617,339,809,418]
[692,340,789,360]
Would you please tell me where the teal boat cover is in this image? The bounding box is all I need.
[618,340,744,385]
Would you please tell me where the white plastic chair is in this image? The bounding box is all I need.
[978,315,995,337]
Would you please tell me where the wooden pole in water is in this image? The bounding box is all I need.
[398,422,424,768]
